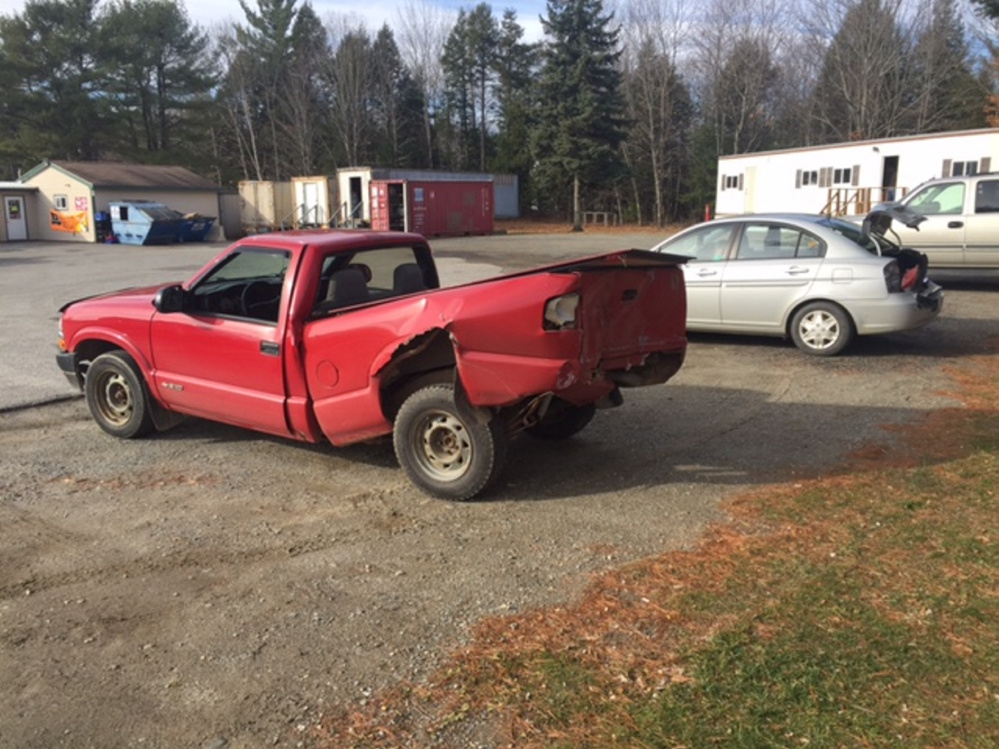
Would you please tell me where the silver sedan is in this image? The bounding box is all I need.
[650,213,943,355]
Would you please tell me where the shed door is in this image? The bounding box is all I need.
[5,197,27,241]
[743,167,757,213]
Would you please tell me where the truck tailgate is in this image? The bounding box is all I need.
[557,250,687,369]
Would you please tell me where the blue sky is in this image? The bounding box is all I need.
[0,0,549,41]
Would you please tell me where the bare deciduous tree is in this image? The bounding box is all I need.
[621,0,693,225]
[394,0,454,167]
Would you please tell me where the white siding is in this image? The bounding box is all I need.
[716,129,999,217]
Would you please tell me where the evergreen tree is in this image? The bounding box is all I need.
[491,10,536,199]
[0,0,107,170]
[327,28,374,167]
[229,0,305,179]
[811,0,915,142]
[912,0,987,132]
[371,25,425,168]
[99,0,214,162]
[440,10,476,170]
[712,37,779,155]
[532,0,628,228]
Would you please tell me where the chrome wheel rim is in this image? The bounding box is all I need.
[798,310,840,351]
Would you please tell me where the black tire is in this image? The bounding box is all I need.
[527,400,596,440]
[393,385,507,501]
[789,302,854,356]
[84,350,155,438]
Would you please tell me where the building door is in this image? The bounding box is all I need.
[4,196,27,240]
[743,167,757,213]
[302,181,319,226]
[881,156,899,201]
[349,177,363,223]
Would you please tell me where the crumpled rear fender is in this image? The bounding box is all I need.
[372,323,602,409]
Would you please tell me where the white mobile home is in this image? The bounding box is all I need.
[715,128,999,217]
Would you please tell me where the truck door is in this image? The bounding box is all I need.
[150,247,293,437]
[896,181,966,266]
[966,177,999,267]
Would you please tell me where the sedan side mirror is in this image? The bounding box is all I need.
[153,284,187,313]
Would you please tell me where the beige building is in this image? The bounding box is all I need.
[10,160,221,242]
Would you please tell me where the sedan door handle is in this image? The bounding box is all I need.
[696,268,719,277]
[260,341,280,356]
[785,266,811,275]
[947,221,964,229]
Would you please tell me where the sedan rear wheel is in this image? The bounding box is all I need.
[790,302,854,356]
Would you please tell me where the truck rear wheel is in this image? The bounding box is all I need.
[84,350,155,439]
[393,385,507,501]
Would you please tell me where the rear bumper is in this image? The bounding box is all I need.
[852,290,943,335]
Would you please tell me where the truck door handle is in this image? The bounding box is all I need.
[260,341,280,356]
[947,221,964,229]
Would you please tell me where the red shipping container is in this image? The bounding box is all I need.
[370,179,493,236]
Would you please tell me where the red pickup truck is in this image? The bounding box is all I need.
[57,231,687,500]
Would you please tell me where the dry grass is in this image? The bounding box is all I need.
[315,342,999,749]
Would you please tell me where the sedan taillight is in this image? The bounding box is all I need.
[883,260,902,293]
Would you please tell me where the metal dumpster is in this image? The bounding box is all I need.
[176,214,216,242]
[109,201,183,245]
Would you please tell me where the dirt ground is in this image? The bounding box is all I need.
[1,237,996,748]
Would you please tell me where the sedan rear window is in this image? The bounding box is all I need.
[736,224,823,260]
[818,217,878,253]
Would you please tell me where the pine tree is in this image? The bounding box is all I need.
[492,10,536,197]
[532,0,628,229]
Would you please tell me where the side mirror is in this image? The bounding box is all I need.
[153,284,187,313]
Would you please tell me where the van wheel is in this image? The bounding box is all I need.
[393,385,507,501]
[790,302,854,356]
[84,350,155,438]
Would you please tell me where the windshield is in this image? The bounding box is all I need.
[815,216,879,253]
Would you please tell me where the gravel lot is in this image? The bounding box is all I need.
[0,234,995,748]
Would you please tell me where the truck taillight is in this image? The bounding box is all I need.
[543,293,580,330]
[883,260,902,293]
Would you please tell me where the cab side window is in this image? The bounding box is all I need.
[313,246,434,315]
[974,180,999,213]
[907,183,965,215]
[191,249,289,323]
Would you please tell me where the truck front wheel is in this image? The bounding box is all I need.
[393,385,507,501]
[84,350,155,439]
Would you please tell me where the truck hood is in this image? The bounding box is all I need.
[60,283,176,315]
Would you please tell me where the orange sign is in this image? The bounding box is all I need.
[50,210,89,233]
